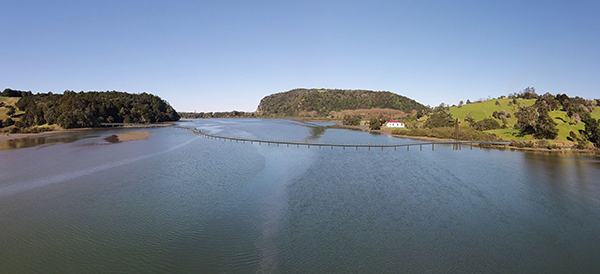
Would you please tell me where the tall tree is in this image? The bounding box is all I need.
[514,100,558,139]
[425,107,454,128]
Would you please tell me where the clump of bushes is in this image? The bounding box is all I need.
[510,141,534,148]
[392,126,498,141]
[342,114,362,126]
[471,118,501,131]
[509,140,561,150]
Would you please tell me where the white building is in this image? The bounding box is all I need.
[386,120,405,128]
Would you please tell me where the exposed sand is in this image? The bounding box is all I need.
[113,131,150,142]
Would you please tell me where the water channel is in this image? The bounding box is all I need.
[1,119,599,273]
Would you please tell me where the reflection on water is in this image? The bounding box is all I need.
[0,134,91,150]
[308,125,327,140]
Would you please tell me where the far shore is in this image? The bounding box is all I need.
[318,119,600,155]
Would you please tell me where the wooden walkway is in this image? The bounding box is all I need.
[100,123,511,151]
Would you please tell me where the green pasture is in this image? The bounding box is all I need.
[0,96,24,120]
[448,98,599,143]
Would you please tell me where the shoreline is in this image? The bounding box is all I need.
[0,120,185,143]
[326,121,600,156]
[0,127,153,144]
[2,119,598,155]
[0,128,94,142]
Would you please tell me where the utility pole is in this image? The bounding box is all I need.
[455,118,460,150]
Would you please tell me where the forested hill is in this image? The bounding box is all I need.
[7,89,179,129]
[256,89,428,116]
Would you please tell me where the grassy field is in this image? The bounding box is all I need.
[1,96,33,133]
[449,98,535,127]
[0,96,23,121]
[448,98,599,143]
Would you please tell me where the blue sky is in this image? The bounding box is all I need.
[1,0,599,112]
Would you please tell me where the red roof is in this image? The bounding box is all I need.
[388,120,399,123]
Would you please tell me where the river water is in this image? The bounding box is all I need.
[1,119,599,273]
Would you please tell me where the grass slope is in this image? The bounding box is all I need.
[0,96,24,120]
[449,98,600,143]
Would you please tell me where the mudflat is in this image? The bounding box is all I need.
[114,131,150,141]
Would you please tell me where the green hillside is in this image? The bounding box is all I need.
[449,98,600,144]
[257,88,428,117]
[449,98,535,125]
[0,96,23,120]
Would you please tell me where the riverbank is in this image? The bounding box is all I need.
[0,128,151,147]
[0,120,185,143]
[325,121,600,155]
[0,128,84,142]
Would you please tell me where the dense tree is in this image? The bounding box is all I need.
[342,114,363,126]
[471,118,501,131]
[6,106,15,116]
[368,116,382,130]
[533,101,558,139]
[582,113,600,148]
[514,100,558,139]
[509,87,538,99]
[14,91,179,129]
[514,105,538,133]
[538,92,560,111]
[257,89,428,117]
[3,117,15,127]
[425,107,454,128]
[1,88,32,97]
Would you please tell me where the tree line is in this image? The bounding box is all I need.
[2,89,179,131]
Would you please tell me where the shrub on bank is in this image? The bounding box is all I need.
[510,141,535,148]
[392,126,498,141]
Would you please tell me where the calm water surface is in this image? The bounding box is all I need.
[1,119,599,273]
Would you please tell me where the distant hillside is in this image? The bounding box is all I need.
[257,88,428,117]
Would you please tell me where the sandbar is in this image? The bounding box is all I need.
[113,131,150,142]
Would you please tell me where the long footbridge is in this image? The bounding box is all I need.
[101,123,511,151]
